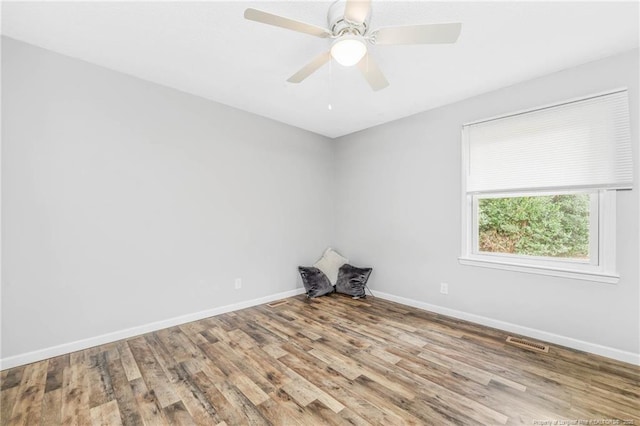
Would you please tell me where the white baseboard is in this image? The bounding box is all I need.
[372,290,640,366]
[0,287,306,371]
[4,287,637,369]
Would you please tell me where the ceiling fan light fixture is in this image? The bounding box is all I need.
[245,2,462,90]
[330,35,367,67]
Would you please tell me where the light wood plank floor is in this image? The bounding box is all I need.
[1,294,639,425]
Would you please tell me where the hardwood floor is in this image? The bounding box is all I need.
[1,294,639,425]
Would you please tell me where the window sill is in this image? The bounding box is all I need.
[458,257,619,284]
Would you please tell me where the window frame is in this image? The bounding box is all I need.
[458,90,629,284]
[460,148,619,284]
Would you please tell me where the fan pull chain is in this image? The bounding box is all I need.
[328,58,333,111]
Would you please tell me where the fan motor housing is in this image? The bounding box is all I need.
[328,0,371,36]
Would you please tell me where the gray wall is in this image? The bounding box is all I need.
[2,36,638,362]
[333,49,639,355]
[1,37,333,358]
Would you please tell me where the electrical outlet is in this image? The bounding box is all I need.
[440,282,449,295]
[235,278,242,290]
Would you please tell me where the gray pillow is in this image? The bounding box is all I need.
[298,266,334,298]
[335,264,372,298]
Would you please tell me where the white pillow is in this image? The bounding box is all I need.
[313,248,348,285]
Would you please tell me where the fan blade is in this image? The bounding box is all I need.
[344,0,371,25]
[244,8,331,38]
[356,53,389,91]
[287,51,332,83]
[373,23,462,45]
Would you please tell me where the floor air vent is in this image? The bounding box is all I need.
[267,300,288,308]
[506,336,550,353]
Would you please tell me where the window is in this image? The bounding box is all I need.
[460,90,632,283]
[476,192,595,260]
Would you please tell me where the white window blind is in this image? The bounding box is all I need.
[464,90,633,194]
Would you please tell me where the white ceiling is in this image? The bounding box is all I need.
[2,1,639,138]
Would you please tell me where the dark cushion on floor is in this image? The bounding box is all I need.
[298,266,334,298]
[335,264,372,298]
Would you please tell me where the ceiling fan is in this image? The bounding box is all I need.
[244,0,462,91]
